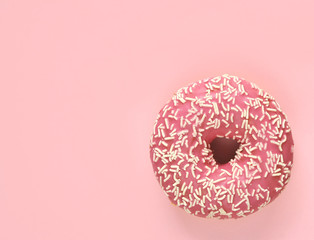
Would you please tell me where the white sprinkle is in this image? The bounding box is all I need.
[164,118,170,129]
[235,198,246,208]
[164,174,171,182]
[193,193,200,200]
[213,102,219,115]
[251,189,255,197]
[225,130,232,137]
[244,165,249,178]
[221,102,228,111]
[200,114,206,125]
[191,166,196,178]
[183,164,189,171]
[227,179,235,185]
[192,125,197,137]
[185,97,196,101]
[158,165,167,174]
[265,111,271,120]
[213,177,226,184]
[231,106,238,112]
[164,136,175,141]
[221,169,232,176]
[222,119,229,126]
[195,166,203,172]
[205,167,211,176]
[197,178,206,183]
[229,194,234,204]
[177,159,184,166]
[230,113,234,123]
[282,119,286,128]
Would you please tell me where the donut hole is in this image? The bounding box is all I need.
[209,137,240,165]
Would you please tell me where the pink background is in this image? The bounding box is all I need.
[0,0,313,239]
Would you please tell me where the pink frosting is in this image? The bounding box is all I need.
[149,74,294,219]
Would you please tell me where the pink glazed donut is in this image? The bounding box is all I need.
[149,74,294,219]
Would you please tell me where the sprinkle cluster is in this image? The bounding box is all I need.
[150,74,293,219]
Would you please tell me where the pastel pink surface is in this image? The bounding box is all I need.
[0,1,313,240]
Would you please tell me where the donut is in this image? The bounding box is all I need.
[149,74,294,219]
